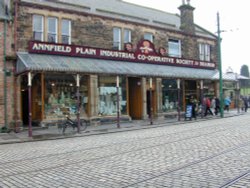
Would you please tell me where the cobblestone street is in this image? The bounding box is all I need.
[0,114,250,188]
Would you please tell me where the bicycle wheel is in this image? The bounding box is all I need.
[79,120,87,132]
[62,123,68,134]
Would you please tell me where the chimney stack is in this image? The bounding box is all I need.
[178,0,195,34]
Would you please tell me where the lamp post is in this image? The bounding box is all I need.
[235,73,240,113]
[217,12,224,118]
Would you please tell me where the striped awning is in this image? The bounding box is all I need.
[16,52,219,80]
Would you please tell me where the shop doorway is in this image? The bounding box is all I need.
[21,89,29,126]
[146,90,155,118]
[128,77,142,119]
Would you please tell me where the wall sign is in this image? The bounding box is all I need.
[28,40,216,69]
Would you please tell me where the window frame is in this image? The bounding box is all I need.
[113,27,122,50]
[168,39,181,58]
[144,32,153,42]
[47,17,58,43]
[32,15,44,41]
[199,43,211,61]
[123,28,131,43]
[61,19,71,44]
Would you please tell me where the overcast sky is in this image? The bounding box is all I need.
[124,0,249,74]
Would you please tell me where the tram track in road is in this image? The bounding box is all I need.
[0,118,249,182]
[0,117,246,166]
[219,170,250,188]
[122,141,250,188]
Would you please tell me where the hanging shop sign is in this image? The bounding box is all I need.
[28,40,216,69]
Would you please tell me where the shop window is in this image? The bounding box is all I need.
[168,39,181,57]
[113,27,121,50]
[44,74,88,119]
[199,43,210,61]
[33,15,44,41]
[98,76,127,116]
[162,79,178,112]
[61,19,71,44]
[47,17,58,43]
[144,32,153,42]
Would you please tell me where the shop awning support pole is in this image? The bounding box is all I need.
[149,78,153,125]
[76,74,80,133]
[177,79,181,121]
[200,80,204,118]
[235,74,240,114]
[116,76,120,128]
[217,12,224,118]
[28,72,32,137]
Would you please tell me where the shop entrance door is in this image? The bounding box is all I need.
[128,77,142,119]
[21,89,29,126]
[146,90,156,118]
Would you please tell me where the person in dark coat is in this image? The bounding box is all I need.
[214,96,220,115]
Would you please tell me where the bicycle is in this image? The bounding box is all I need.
[58,114,88,134]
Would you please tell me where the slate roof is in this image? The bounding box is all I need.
[17,52,218,80]
[21,0,216,39]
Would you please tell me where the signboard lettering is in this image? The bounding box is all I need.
[28,41,216,69]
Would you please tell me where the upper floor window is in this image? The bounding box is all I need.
[61,19,71,44]
[199,43,210,61]
[113,27,121,50]
[124,29,131,43]
[47,17,58,43]
[144,32,153,42]
[168,39,181,57]
[33,15,44,41]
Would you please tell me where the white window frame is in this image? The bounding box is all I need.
[199,43,210,61]
[113,27,121,50]
[47,17,58,43]
[144,32,153,42]
[168,39,181,57]
[61,19,71,44]
[124,29,131,43]
[32,15,44,41]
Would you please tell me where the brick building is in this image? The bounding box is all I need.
[3,0,223,130]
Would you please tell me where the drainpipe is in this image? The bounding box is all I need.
[3,11,8,129]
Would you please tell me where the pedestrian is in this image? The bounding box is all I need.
[204,97,213,116]
[239,96,244,112]
[214,96,220,115]
[243,97,248,112]
[224,96,231,112]
[190,96,197,119]
[211,97,216,114]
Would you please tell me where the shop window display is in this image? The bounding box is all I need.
[98,76,127,116]
[162,79,178,112]
[45,74,88,119]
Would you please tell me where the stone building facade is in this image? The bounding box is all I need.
[2,0,221,130]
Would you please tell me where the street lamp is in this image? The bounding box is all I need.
[217,12,224,118]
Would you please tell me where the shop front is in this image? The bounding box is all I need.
[16,40,218,128]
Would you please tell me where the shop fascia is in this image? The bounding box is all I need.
[29,40,215,69]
